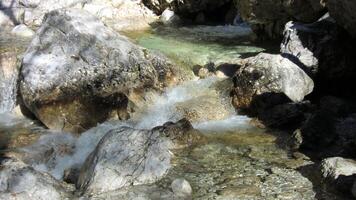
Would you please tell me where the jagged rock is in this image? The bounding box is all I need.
[231,53,314,111]
[77,119,203,194]
[234,0,326,38]
[19,9,180,133]
[0,158,74,200]
[321,157,356,180]
[327,0,356,38]
[281,16,356,97]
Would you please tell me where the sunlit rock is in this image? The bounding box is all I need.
[281,16,356,93]
[19,9,180,133]
[231,53,314,110]
[321,157,356,180]
[160,9,180,25]
[77,119,203,194]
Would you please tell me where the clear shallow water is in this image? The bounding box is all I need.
[123,25,266,68]
[0,29,32,113]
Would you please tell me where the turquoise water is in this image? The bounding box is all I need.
[124,25,266,68]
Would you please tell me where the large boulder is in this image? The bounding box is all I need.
[281,17,356,97]
[231,53,314,111]
[77,119,203,194]
[19,9,180,133]
[234,0,326,38]
[0,158,74,200]
[327,0,356,38]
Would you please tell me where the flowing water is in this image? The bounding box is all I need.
[0,25,351,199]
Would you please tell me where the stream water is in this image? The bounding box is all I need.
[0,25,351,199]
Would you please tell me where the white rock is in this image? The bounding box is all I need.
[321,157,356,179]
[171,178,193,198]
[11,24,35,37]
[160,9,180,25]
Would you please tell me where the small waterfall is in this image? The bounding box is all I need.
[0,60,18,113]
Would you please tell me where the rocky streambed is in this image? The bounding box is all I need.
[1,2,356,200]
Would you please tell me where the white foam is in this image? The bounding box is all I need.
[193,115,256,134]
[134,77,220,129]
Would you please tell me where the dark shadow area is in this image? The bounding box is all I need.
[297,164,355,200]
[282,19,356,103]
[237,92,312,131]
[216,63,240,77]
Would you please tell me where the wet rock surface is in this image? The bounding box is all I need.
[19,9,180,133]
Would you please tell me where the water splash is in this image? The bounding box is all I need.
[133,77,222,129]
[0,67,18,113]
[25,121,131,179]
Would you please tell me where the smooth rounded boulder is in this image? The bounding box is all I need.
[19,9,180,133]
[231,53,314,111]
